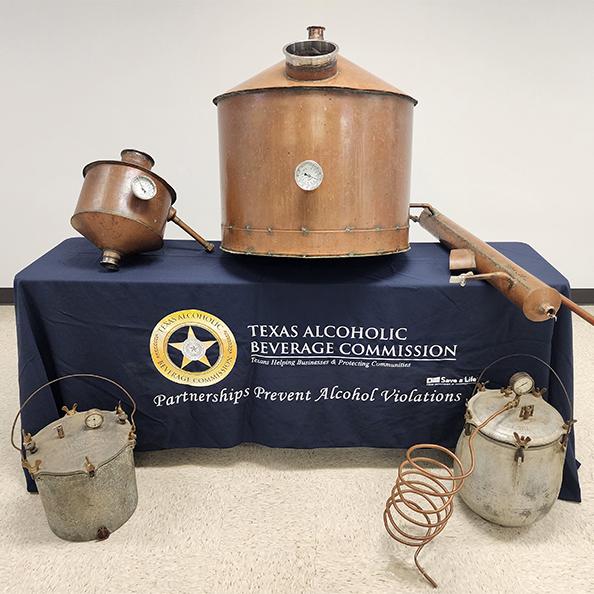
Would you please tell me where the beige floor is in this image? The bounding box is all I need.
[0,305,592,594]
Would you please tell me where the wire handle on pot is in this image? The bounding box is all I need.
[10,373,136,453]
[471,353,574,425]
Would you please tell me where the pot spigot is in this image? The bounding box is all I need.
[100,249,122,271]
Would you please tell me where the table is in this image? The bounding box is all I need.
[14,239,579,501]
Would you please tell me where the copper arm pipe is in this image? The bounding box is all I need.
[560,294,594,326]
[168,208,214,252]
[410,203,593,326]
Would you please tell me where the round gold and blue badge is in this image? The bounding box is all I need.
[150,309,237,386]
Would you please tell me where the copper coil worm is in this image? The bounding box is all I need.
[383,403,514,588]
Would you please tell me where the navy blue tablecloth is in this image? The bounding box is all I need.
[14,239,579,501]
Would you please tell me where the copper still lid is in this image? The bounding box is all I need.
[213,25,417,105]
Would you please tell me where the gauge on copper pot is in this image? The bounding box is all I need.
[131,175,157,200]
[295,160,324,191]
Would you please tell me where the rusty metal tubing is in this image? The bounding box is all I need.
[410,203,567,323]
[168,208,214,252]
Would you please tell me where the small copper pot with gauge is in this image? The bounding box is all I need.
[72,149,213,270]
[213,26,417,257]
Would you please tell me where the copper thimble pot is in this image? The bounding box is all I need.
[71,149,213,270]
[213,26,417,258]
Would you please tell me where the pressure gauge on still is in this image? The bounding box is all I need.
[295,160,324,191]
[84,411,104,429]
[509,372,535,395]
[131,175,157,200]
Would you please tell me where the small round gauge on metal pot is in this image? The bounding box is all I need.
[509,371,535,395]
[84,410,104,429]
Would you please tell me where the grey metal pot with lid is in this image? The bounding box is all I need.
[12,374,138,541]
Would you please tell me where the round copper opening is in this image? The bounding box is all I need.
[283,39,339,81]
[284,40,337,58]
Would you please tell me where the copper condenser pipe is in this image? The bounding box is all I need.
[411,204,593,325]
[559,294,594,326]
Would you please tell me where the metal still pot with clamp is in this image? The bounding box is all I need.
[383,354,576,588]
[11,374,138,542]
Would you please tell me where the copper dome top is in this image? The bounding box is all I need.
[213,26,417,105]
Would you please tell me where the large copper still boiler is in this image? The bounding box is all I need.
[214,26,417,257]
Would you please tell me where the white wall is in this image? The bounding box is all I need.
[1,0,593,287]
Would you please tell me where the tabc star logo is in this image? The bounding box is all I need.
[150,309,237,386]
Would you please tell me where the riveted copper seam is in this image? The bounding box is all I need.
[221,225,410,233]
[220,246,411,258]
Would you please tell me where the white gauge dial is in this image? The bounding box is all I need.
[294,160,324,191]
[131,175,157,200]
[84,411,104,429]
[510,372,535,395]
